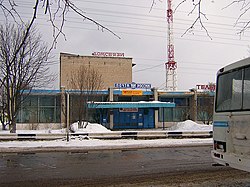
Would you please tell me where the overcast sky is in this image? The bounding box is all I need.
[1,0,250,91]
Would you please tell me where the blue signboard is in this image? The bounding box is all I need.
[114,82,151,89]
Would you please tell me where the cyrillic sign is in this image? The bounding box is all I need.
[122,90,143,96]
[92,52,124,57]
[196,84,216,92]
[119,108,138,112]
[115,82,151,89]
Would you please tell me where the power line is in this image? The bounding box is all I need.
[4,4,250,38]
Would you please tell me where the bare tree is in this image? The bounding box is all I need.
[0,86,8,130]
[197,93,214,125]
[0,22,54,133]
[69,65,103,128]
[0,0,120,49]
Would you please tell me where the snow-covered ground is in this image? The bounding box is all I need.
[168,120,212,131]
[0,138,212,149]
[0,120,213,150]
[0,120,212,134]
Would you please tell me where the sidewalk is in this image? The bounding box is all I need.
[0,136,213,153]
[0,121,213,153]
[0,130,213,141]
[0,120,213,140]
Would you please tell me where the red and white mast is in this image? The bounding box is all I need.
[165,0,177,91]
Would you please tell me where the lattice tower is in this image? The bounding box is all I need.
[165,0,177,91]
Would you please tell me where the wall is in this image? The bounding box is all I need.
[60,53,133,90]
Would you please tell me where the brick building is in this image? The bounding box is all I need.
[60,53,134,90]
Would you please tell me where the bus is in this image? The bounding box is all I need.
[211,57,250,172]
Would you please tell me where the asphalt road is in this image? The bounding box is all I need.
[0,145,250,186]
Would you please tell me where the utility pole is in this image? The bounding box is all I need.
[66,92,70,142]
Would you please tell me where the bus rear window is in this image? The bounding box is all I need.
[216,69,242,112]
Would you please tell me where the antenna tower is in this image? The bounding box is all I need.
[165,0,177,91]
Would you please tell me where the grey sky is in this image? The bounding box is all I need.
[1,0,250,90]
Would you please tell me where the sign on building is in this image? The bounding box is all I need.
[196,84,216,92]
[119,108,138,112]
[92,52,125,57]
[114,82,151,89]
[122,90,143,96]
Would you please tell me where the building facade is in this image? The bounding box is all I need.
[14,53,214,130]
[60,53,133,90]
[16,89,214,130]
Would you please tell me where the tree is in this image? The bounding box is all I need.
[0,23,53,133]
[0,86,8,130]
[0,0,120,49]
[197,93,214,125]
[69,65,103,128]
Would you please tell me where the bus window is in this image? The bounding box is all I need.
[216,69,242,112]
[243,67,250,109]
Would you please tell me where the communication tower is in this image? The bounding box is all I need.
[165,0,177,91]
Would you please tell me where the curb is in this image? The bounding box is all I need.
[0,131,213,141]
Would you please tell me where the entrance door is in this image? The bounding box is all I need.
[143,109,155,128]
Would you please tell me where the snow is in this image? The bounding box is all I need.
[168,120,212,132]
[0,122,111,134]
[70,122,111,133]
[0,120,212,150]
[0,138,212,149]
[0,120,212,151]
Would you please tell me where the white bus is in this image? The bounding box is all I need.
[211,57,250,172]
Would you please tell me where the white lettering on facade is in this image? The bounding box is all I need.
[114,82,151,89]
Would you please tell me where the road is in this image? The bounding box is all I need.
[0,145,250,186]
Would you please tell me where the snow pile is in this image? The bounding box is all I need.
[0,122,111,134]
[168,120,212,132]
[71,122,111,133]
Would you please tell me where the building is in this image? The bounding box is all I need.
[16,88,214,130]
[60,52,134,90]
[15,53,214,130]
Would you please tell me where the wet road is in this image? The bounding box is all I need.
[0,145,250,186]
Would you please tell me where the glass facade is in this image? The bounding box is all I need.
[17,95,61,123]
[159,97,190,122]
[17,91,214,125]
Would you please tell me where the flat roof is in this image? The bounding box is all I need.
[88,101,175,109]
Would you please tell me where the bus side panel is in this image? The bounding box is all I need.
[212,112,250,172]
[230,114,250,155]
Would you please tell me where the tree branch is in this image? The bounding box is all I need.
[223,0,250,36]
[0,0,121,50]
[65,0,121,39]
[176,0,212,39]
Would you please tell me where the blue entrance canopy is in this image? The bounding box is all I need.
[88,101,175,109]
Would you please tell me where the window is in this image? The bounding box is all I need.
[243,67,250,109]
[174,98,188,106]
[216,68,243,112]
[18,95,61,123]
